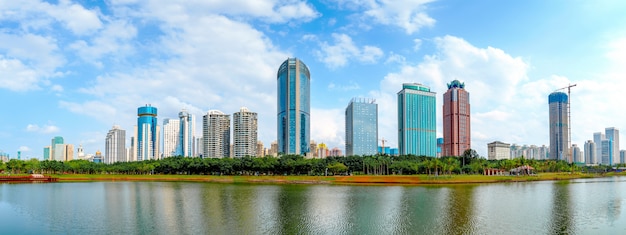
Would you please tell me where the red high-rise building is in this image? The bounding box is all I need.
[443,80,470,156]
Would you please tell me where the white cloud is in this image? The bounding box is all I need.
[26,124,60,134]
[328,81,361,91]
[111,0,318,24]
[0,57,40,91]
[60,10,289,146]
[330,0,436,34]
[18,146,31,152]
[0,0,102,35]
[413,38,422,51]
[315,33,383,68]
[69,20,137,65]
[311,108,345,148]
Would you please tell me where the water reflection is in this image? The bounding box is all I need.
[441,185,476,234]
[550,182,574,234]
[3,178,626,234]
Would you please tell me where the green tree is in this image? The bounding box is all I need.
[327,162,348,175]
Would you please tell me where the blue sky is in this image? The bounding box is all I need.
[1,0,626,159]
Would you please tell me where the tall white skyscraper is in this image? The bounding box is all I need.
[105,125,126,164]
[233,107,258,158]
[203,110,230,158]
[584,140,596,165]
[162,118,180,158]
[177,110,195,157]
[593,132,605,164]
[605,127,620,164]
[571,144,582,163]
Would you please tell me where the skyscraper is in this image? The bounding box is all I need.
[548,92,569,161]
[605,127,620,164]
[398,83,437,157]
[233,107,258,158]
[572,144,582,163]
[177,110,195,157]
[593,132,605,164]
[105,125,126,164]
[203,110,230,158]
[443,80,471,157]
[50,136,64,161]
[136,105,159,161]
[277,58,310,155]
[345,98,378,156]
[584,140,596,165]
[162,118,180,157]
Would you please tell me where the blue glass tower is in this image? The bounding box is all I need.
[277,58,310,155]
[137,105,159,161]
[345,98,378,156]
[548,92,568,161]
[398,83,436,157]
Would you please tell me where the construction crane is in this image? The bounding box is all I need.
[555,84,577,164]
[379,138,388,155]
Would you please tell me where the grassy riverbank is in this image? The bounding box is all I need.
[47,172,626,185]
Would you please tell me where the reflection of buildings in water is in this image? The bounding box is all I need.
[441,185,476,234]
[305,185,350,234]
[252,185,282,234]
[276,185,312,234]
[345,186,407,234]
[549,183,573,234]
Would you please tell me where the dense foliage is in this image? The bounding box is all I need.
[0,149,616,176]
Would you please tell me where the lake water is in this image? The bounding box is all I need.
[1,177,626,234]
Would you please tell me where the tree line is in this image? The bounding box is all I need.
[0,149,615,176]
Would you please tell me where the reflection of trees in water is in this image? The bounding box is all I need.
[550,182,574,234]
[441,185,476,235]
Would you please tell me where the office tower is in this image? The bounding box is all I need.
[593,132,605,164]
[601,139,613,165]
[345,98,378,156]
[162,118,180,157]
[442,80,471,157]
[584,140,596,165]
[43,146,51,160]
[136,105,159,161]
[548,92,569,161]
[105,125,126,164]
[50,136,64,161]
[129,137,136,162]
[605,127,620,164]
[436,138,444,158]
[177,110,195,157]
[621,150,626,165]
[64,144,74,161]
[203,110,230,158]
[572,144,582,163]
[277,58,311,155]
[233,107,258,157]
[398,83,437,157]
[488,141,511,160]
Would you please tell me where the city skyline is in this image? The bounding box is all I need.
[2,1,626,159]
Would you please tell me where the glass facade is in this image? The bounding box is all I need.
[137,105,158,161]
[177,110,194,157]
[548,92,568,161]
[398,83,437,157]
[277,58,310,155]
[345,98,378,156]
